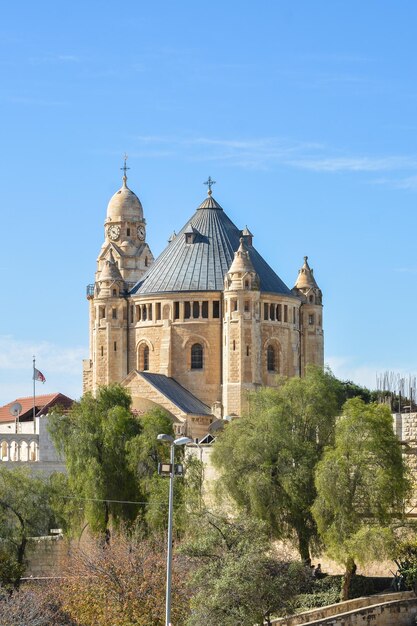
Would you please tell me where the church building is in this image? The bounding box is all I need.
[83,167,324,439]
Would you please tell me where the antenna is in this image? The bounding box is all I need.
[9,402,22,417]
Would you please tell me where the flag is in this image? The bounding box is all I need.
[33,368,46,383]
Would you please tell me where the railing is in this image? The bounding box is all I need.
[0,434,40,462]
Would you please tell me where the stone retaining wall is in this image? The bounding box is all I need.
[271,592,417,626]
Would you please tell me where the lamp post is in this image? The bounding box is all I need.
[157,433,192,626]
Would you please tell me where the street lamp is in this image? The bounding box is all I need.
[157,433,192,626]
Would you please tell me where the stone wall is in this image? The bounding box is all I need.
[271,592,417,626]
[25,536,69,578]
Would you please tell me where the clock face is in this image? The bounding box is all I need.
[137,225,146,241]
[107,224,120,241]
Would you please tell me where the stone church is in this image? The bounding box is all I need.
[83,168,324,439]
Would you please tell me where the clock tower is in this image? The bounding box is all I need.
[83,160,154,392]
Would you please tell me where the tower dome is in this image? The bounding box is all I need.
[106,175,143,222]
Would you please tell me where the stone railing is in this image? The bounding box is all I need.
[270,591,416,625]
[0,433,39,462]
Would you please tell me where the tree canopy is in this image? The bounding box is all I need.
[48,385,174,537]
[0,467,56,589]
[182,512,309,626]
[212,366,340,561]
[312,398,410,599]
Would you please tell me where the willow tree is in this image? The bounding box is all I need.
[212,366,340,561]
[48,385,174,538]
[312,398,410,600]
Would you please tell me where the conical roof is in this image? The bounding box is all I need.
[294,256,319,290]
[99,250,124,282]
[131,194,291,296]
[228,238,256,275]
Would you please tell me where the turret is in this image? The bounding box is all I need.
[293,256,324,375]
[222,238,261,417]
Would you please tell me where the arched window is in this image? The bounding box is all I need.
[138,344,150,371]
[191,343,203,370]
[143,346,149,371]
[267,345,276,372]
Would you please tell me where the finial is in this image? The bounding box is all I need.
[204,176,216,196]
[304,256,308,263]
[120,153,130,185]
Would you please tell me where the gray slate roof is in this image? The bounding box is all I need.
[138,372,212,416]
[131,195,291,296]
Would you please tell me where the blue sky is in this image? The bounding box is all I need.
[1,1,417,404]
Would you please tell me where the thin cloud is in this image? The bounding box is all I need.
[133,134,417,183]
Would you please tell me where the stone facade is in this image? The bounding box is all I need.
[83,172,324,438]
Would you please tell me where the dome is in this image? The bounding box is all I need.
[106,176,143,222]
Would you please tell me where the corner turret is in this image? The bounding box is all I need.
[293,256,324,375]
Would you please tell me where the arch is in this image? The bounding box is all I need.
[1,441,8,461]
[162,304,171,320]
[267,345,276,372]
[264,338,282,375]
[29,440,39,462]
[137,339,154,371]
[191,343,203,370]
[20,440,29,462]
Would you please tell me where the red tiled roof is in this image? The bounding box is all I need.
[0,393,74,423]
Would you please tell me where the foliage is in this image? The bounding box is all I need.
[0,467,56,589]
[0,584,76,626]
[182,511,311,626]
[312,398,410,600]
[53,532,191,626]
[394,540,417,590]
[334,379,373,407]
[212,366,340,560]
[48,386,176,538]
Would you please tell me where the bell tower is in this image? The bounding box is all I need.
[83,159,154,393]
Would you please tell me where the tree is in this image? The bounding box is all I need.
[48,387,177,538]
[182,512,310,626]
[48,385,142,537]
[0,467,56,590]
[212,366,340,560]
[53,532,191,626]
[312,398,410,600]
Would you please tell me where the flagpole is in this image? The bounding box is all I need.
[33,355,36,423]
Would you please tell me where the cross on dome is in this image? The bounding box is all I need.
[204,176,216,196]
[120,153,130,183]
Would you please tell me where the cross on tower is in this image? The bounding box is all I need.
[121,153,130,178]
[204,176,216,195]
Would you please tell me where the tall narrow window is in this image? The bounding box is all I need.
[143,346,149,371]
[277,304,282,321]
[270,304,275,321]
[114,341,117,352]
[264,303,268,320]
[174,302,180,320]
[213,301,220,318]
[191,343,203,369]
[202,301,209,318]
[267,345,276,372]
[308,314,315,325]
[156,303,161,320]
[184,302,191,319]
[284,305,288,323]
[193,301,200,318]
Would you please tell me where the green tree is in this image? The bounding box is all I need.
[312,398,410,600]
[0,467,56,590]
[212,366,340,560]
[48,387,177,538]
[182,512,309,626]
[49,385,141,537]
